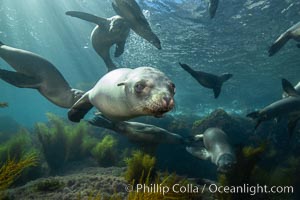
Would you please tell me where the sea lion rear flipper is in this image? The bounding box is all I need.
[114,40,126,57]
[213,87,221,98]
[268,33,290,56]
[68,92,93,122]
[66,11,107,26]
[282,78,300,97]
[186,146,210,160]
[0,69,41,88]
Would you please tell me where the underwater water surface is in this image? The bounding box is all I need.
[1,0,300,199]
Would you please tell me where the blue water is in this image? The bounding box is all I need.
[1,0,300,127]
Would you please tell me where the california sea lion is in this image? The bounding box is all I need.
[89,115,191,145]
[268,21,300,56]
[68,67,175,122]
[247,79,300,136]
[0,42,84,108]
[66,11,130,71]
[112,0,161,49]
[208,0,219,19]
[186,128,236,173]
[179,63,232,98]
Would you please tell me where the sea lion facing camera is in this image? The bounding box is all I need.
[186,128,236,173]
[68,67,175,122]
[66,11,130,71]
[0,42,84,108]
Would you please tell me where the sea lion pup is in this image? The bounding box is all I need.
[66,11,130,71]
[112,0,161,49]
[68,67,175,122]
[268,21,300,56]
[247,79,300,137]
[208,0,219,19]
[0,102,8,108]
[179,63,232,98]
[0,41,84,108]
[88,115,192,145]
[186,128,236,173]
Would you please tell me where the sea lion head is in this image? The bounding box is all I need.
[109,16,129,34]
[118,67,175,118]
[217,153,236,173]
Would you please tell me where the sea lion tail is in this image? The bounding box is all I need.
[282,78,300,97]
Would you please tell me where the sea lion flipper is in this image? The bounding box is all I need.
[268,33,290,56]
[114,40,126,57]
[213,87,221,98]
[88,115,114,129]
[0,69,41,88]
[186,146,210,160]
[66,11,107,26]
[282,78,300,97]
[68,92,93,122]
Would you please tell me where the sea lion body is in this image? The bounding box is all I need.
[68,67,175,122]
[269,21,300,56]
[186,128,236,173]
[112,0,161,49]
[66,12,130,71]
[179,63,232,98]
[247,79,300,136]
[0,42,84,108]
[89,115,188,145]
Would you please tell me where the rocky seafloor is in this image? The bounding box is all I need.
[3,167,128,200]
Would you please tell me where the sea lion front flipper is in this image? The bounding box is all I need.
[282,78,300,97]
[268,32,291,56]
[0,69,41,88]
[186,146,210,160]
[66,11,107,26]
[68,92,93,122]
[213,86,221,98]
[114,40,126,57]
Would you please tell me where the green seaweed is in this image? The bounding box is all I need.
[0,152,38,191]
[0,128,34,163]
[91,135,118,167]
[35,113,93,172]
[124,150,156,184]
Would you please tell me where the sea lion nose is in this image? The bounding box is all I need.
[163,96,174,109]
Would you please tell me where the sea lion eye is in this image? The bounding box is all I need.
[134,82,146,93]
